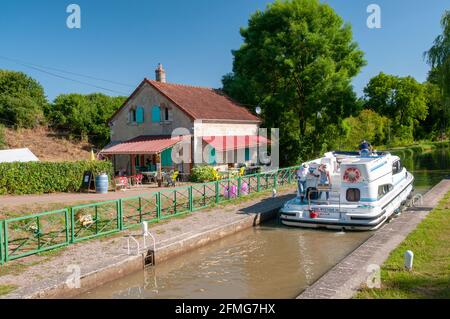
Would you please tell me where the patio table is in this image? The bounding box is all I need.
[142,171,157,183]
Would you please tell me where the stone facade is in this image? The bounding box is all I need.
[110,83,193,142]
[108,81,260,175]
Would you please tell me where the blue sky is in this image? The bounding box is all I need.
[0,0,447,101]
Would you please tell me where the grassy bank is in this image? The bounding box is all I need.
[356,191,450,299]
[382,140,450,152]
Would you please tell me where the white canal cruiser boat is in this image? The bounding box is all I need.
[280,150,414,231]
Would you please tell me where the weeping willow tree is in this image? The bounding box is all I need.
[425,10,450,139]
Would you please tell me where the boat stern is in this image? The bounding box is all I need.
[279,197,386,231]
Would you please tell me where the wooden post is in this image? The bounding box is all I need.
[156,152,162,187]
[131,154,136,175]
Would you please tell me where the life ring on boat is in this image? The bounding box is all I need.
[343,167,361,183]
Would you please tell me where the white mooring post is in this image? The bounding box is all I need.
[142,221,149,236]
[141,221,156,253]
[404,250,414,271]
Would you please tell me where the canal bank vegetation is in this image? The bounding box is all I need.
[356,191,450,299]
[385,140,450,153]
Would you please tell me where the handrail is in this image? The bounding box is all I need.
[124,235,140,255]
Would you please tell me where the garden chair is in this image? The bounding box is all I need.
[166,171,179,187]
[134,174,144,186]
[115,176,128,191]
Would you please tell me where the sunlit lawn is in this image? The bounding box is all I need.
[356,191,450,299]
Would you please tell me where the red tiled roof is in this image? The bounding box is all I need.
[100,135,182,155]
[146,80,260,122]
[109,79,261,123]
[203,135,270,152]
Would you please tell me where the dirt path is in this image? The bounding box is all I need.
[0,183,193,213]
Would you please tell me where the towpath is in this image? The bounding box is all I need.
[0,183,192,209]
[0,187,295,298]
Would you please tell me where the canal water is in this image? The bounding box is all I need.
[392,145,450,194]
[80,146,449,299]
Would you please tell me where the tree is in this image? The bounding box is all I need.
[416,81,447,140]
[363,73,428,144]
[222,0,365,165]
[341,109,390,149]
[0,70,47,128]
[425,10,450,139]
[45,93,125,147]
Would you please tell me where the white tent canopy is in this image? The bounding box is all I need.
[0,148,39,163]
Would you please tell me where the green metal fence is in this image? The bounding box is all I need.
[2,209,70,261]
[71,200,121,242]
[0,166,298,264]
[0,220,4,265]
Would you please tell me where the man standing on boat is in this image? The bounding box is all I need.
[296,163,308,202]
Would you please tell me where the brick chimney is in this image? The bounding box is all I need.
[155,63,166,83]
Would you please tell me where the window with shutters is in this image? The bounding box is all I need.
[136,106,144,124]
[151,106,161,123]
[128,108,137,123]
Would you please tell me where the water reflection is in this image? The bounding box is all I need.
[392,146,450,193]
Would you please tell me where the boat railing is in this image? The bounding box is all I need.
[307,187,341,211]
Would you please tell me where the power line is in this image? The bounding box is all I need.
[0,55,133,95]
[0,55,135,88]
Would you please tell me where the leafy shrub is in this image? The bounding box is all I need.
[0,160,113,195]
[190,165,219,182]
[45,93,126,147]
[341,109,391,149]
[0,124,5,149]
[0,70,47,128]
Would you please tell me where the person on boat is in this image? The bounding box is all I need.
[318,164,331,201]
[296,163,308,202]
[359,140,373,156]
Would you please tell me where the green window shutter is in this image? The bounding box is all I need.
[151,106,161,122]
[245,147,250,161]
[136,106,144,123]
[161,148,173,166]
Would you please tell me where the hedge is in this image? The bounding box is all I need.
[0,160,113,195]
